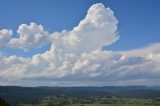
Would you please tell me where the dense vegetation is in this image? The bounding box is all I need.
[0,97,10,106]
[0,86,160,106]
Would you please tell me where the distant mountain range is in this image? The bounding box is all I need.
[0,86,160,104]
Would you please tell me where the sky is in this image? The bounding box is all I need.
[0,0,160,86]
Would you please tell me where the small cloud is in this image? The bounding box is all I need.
[0,29,12,50]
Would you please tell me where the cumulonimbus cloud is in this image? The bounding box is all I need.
[0,3,160,86]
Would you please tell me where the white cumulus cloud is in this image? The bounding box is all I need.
[9,23,50,50]
[0,3,160,86]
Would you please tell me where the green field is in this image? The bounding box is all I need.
[20,104,156,106]
[19,97,160,106]
[71,104,155,106]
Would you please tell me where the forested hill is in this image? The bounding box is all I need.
[0,86,160,104]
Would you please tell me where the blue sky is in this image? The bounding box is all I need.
[0,0,160,86]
